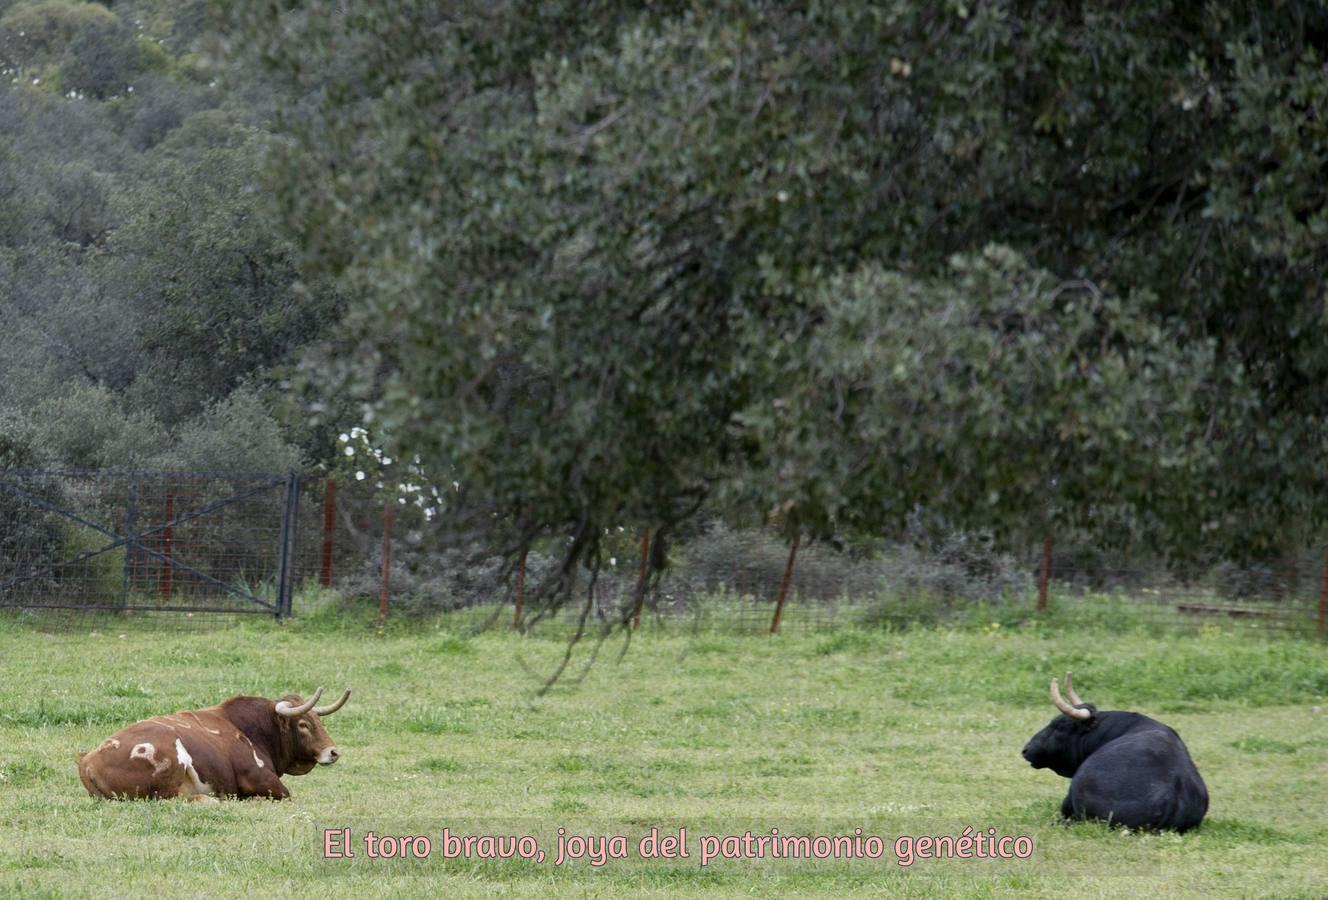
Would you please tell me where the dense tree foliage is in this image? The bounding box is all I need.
[5,1,1326,628]
[221,1,1328,622]
[0,0,338,472]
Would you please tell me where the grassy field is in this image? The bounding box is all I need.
[1,608,1325,898]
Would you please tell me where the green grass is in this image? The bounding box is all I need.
[0,611,1325,898]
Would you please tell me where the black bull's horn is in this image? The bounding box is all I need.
[1050,672,1091,720]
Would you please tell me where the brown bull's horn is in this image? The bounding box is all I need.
[275,687,324,717]
[314,689,352,717]
[1050,676,1091,720]
[1063,671,1085,707]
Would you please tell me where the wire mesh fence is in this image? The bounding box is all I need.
[311,479,1328,639]
[2,468,1326,638]
[0,469,298,618]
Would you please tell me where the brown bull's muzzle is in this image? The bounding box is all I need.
[317,746,341,765]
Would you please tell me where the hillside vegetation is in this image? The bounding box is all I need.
[0,0,337,474]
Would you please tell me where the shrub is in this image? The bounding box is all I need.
[158,387,304,475]
[60,16,141,99]
[882,532,1032,602]
[0,0,115,68]
[0,416,65,590]
[335,534,563,620]
[27,382,164,469]
[123,76,207,150]
[670,521,884,602]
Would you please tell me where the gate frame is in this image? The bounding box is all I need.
[0,469,301,619]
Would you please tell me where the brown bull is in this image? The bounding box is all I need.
[76,687,350,802]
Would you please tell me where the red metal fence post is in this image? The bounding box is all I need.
[378,502,393,625]
[1037,538,1052,611]
[513,549,527,629]
[632,527,651,630]
[320,479,337,588]
[770,534,801,635]
[160,492,174,603]
[1318,545,1328,637]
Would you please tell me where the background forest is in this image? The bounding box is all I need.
[4,1,1328,619]
[0,0,337,476]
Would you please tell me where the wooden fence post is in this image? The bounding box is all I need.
[320,479,337,588]
[769,535,801,635]
[1318,545,1328,637]
[1037,538,1052,611]
[513,549,527,629]
[632,528,651,630]
[378,502,393,625]
[159,492,174,602]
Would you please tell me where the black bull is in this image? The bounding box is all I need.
[1022,673,1208,832]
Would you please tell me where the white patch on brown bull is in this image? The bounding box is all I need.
[184,711,221,734]
[174,738,212,797]
[130,741,170,775]
[239,734,266,768]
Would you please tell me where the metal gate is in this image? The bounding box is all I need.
[0,470,301,618]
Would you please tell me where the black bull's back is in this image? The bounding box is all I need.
[1066,724,1209,832]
